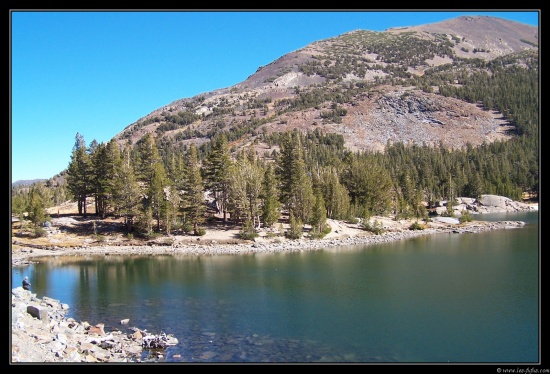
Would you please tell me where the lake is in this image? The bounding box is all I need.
[12,211,539,363]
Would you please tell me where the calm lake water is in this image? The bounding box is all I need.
[12,211,539,363]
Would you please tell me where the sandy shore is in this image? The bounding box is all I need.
[11,217,528,268]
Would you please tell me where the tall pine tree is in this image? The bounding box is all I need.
[181,144,206,235]
[66,133,92,216]
[202,134,232,222]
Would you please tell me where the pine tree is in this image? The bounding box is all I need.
[181,144,206,235]
[228,149,264,228]
[26,185,51,236]
[343,154,393,215]
[66,133,92,216]
[164,184,180,235]
[319,167,350,220]
[285,211,303,239]
[202,134,232,222]
[261,163,281,228]
[103,139,123,214]
[90,141,120,218]
[150,161,169,232]
[310,191,327,237]
[276,130,315,223]
[112,143,141,232]
[134,133,169,233]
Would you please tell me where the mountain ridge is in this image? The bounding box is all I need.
[109,15,537,161]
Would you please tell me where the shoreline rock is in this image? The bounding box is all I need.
[12,219,528,267]
[12,194,537,268]
[11,287,176,363]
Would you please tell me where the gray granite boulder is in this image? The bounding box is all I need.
[478,194,512,209]
[434,195,537,216]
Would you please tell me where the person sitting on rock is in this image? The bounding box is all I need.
[22,276,31,290]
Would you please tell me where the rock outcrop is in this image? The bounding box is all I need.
[435,194,537,216]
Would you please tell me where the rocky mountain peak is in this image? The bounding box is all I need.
[112,15,537,157]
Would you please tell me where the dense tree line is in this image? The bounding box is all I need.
[14,109,538,241]
[14,114,534,240]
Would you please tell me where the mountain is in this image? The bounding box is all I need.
[11,179,48,187]
[109,16,537,157]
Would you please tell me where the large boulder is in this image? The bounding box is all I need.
[432,194,537,216]
[478,194,512,209]
[456,197,476,205]
[26,305,50,322]
[432,217,460,224]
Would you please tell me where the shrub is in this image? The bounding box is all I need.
[442,201,456,217]
[239,220,259,240]
[347,217,359,224]
[145,232,160,240]
[33,227,47,238]
[363,219,385,235]
[309,224,332,240]
[285,213,303,239]
[182,222,193,234]
[158,237,175,246]
[409,221,425,230]
[459,210,474,223]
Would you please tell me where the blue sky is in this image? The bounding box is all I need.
[10,10,539,182]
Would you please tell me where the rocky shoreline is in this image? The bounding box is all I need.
[10,218,530,363]
[11,219,527,268]
[11,287,178,363]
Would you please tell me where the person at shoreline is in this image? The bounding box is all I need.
[22,276,31,290]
